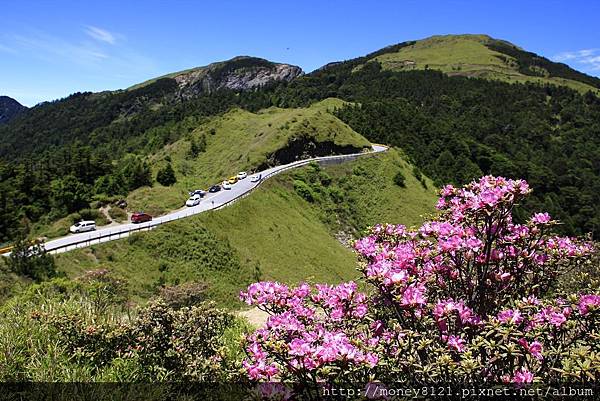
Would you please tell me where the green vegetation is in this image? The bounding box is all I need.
[366,34,600,94]
[289,149,437,235]
[0,273,246,383]
[5,235,57,282]
[107,207,127,222]
[126,98,370,213]
[155,163,177,186]
[0,96,369,241]
[2,37,599,242]
[54,152,436,307]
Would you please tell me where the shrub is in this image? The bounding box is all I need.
[412,166,423,181]
[5,235,57,282]
[188,134,207,158]
[108,207,127,222]
[156,281,208,309]
[393,170,406,187]
[75,209,109,225]
[76,269,128,314]
[9,284,238,381]
[156,163,176,186]
[293,180,314,202]
[240,176,597,390]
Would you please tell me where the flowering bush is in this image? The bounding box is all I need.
[241,176,598,387]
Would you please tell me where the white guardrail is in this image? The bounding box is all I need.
[38,146,387,255]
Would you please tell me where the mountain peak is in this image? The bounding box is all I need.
[360,33,600,93]
[131,56,303,95]
[0,96,27,124]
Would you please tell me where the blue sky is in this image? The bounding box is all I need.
[1,0,599,106]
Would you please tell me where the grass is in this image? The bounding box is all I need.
[54,150,437,309]
[319,148,438,231]
[365,34,599,94]
[126,98,371,214]
[108,207,127,223]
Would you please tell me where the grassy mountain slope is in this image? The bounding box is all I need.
[126,98,371,216]
[363,34,600,93]
[54,149,437,308]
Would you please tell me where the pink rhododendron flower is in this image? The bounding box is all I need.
[400,284,427,308]
[240,176,596,388]
[578,294,600,315]
[531,212,551,224]
[497,309,523,325]
[446,335,466,352]
[512,367,534,384]
[518,338,543,360]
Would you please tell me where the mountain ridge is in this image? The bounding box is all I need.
[356,34,600,93]
[0,96,27,124]
[0,34,599,243]
[128,56,303,96]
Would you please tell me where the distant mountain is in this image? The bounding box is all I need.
[0,96,27,124]
[0,56,302,159]
[1,35,600,243]
[128,56,302,97]
[353,34,600,93]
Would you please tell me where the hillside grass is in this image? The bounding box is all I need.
[126,98,370,215]
[367,34,599,94]
[54,150,437,309]
[319,148,438,231]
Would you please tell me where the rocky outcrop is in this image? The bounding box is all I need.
[0,96,27,124]
[257,135,368,171]
[172,56,303,97]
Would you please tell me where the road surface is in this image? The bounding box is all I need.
[42,144,388,254]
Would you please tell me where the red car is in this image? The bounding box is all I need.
[131,212,152,223]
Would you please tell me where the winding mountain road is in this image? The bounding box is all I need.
[42,144,388,255]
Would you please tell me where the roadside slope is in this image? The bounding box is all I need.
[54,149,437,308]
[126,97,371,215]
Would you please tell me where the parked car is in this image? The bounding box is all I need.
[131,212,152,223]
[222,181,232,190]
[189,189,206,197]
[70,220,96,234]
[185,194,202,207]
[209,185,221,193]
[228,176,238,184]
[237,171,247,180]
[250,174,262,182]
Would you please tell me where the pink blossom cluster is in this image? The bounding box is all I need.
[433,299,481,336]
[241,176,597,387]
[518,338,543,361]
[436,176,530,217]
[240,282,378,381]
[579,294,600,315]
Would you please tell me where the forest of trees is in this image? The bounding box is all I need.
[0,46,599,242]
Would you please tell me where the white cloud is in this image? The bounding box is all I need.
[13,33,109,65]
[552,48,600,74]
[85,26,116,44]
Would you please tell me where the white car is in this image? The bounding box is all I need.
[222,181,232,190]
[237,171,248,180]
[250,174,261,182]
[185,194,202,207]
[70,220,96,233]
